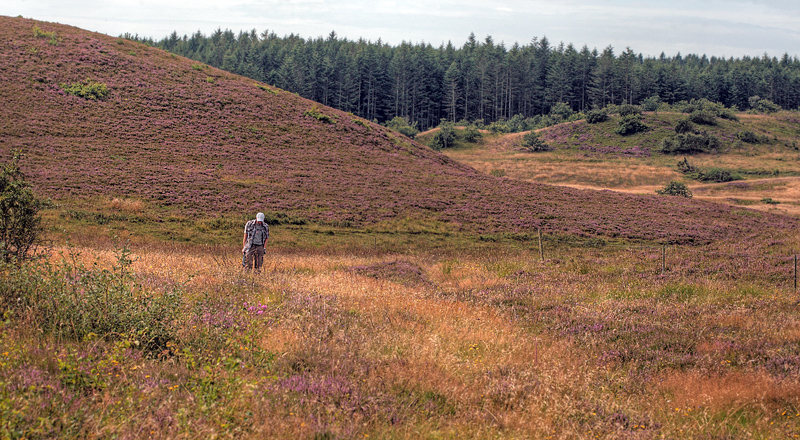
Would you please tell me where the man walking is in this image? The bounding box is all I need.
[242,212,269,271]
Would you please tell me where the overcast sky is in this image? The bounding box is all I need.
[6,0,800,58]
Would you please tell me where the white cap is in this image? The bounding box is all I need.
[256,212,265,222]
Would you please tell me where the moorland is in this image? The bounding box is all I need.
[1,16,799,439]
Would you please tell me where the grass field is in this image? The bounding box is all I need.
[2,213,799,439]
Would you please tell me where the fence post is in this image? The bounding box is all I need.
[661,244,666,275]
[794,254,797,292]
[538,228,544,262]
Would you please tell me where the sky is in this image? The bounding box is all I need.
[6,0,800,58]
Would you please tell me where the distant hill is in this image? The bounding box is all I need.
[0,16,796,244]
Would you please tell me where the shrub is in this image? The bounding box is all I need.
[585,110,608,124]
[0,153,48,264]
[688,110,717,125]
[462,126,482,143]
[617,104,642,117]
[61,80,109,100]
[549,102,574,121]
[487,120,512,133]
[0,246,183,353]
[615,114,648,136]
[698,168,742,183]
[674,119,694,134]
[431,121,456,150]
[656,181,692,198]
[661,132,720,154]
[749,96,781,114]
[32,25,59,45]
[303,104,335,124]
[384,116,418,138]
[736,130,769,144]
[641,96,662,112]
[521,131,550,152]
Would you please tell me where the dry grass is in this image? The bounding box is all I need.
[7,236,794,438]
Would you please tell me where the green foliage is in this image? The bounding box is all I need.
[384,116,418,138]
[656,181,692,198]
[489,169,506,177]
[585,110,608,124]
[0,153,48,264]
[617,104,643,117]
[0,246,183,353]
[761,197,780,205]
[303,104,335,124]
[487,120,512,133]
[462,125,482,142]
[674,119,694,134]
[431,120,456,150]
[61,80,109,100]
[615,114,648,136]
[688,110,717,125]
[697,168,742,183]
[661,132,720,154]
[735,130,769,144]
[32,25,59,45]
[521,131,551,152]
[749,96,782,114]
[549,102,574,121]
[641,96,662,112]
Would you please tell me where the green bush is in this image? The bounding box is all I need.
[641,96,662,112]
[0,153,48,264]
[749,96,781,114]
[698,168,742,183]
[585,110,608,124]
[615,114,648,136]
[736,130,769,144]
[661,132,720,154]
[462,126,482,143]
[656,181,692,198]
[688,110,717,125]
[384,116,418,138]
[62,80,109,100]
[674,119,694,134]
[0,246,183,353]
[431,121,456,150]
[617,104,642,117]
[521,131,550,152]
[303,104,335,124]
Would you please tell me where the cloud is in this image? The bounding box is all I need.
[8,0,799,56]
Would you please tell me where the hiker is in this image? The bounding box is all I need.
[242,212,269,271]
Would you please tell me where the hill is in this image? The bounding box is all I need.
[0,16,796,244]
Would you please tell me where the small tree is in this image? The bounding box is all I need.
[0,153,48,264]
[431,120,456,150]
[656,181,692,198]
[521,131,550,152]
[615,114,648,136]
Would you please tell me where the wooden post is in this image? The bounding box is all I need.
[794,254,797,292]
[538,228,544,262]
[662,244,666,275]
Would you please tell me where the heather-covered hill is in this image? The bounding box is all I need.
[0,16,796,243]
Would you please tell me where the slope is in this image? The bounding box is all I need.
[0,16,795,244]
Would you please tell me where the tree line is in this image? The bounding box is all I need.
[130,29,800,130]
